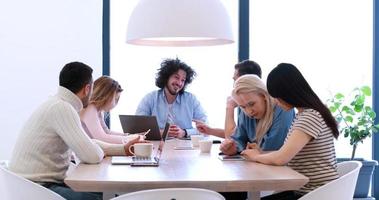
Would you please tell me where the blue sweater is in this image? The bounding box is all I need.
[231,105,295,152]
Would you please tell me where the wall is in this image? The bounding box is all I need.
[0,0,103,160]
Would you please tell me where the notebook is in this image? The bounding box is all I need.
[111,123,169,166]
[119,115,161,140]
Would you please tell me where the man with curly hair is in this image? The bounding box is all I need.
[136,58,207,138]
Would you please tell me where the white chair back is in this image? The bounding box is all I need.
[111,188,225,200]
[299,161,362,200]
[0,166,65,200]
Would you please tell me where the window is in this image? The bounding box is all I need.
[250,0,373,159]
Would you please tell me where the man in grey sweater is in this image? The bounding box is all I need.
[9,62,114,199]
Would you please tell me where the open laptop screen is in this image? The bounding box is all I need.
[119,115,161,140]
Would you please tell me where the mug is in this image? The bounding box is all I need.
[129,143,153,157]
[191,135,203,147]
[199,139,213,153]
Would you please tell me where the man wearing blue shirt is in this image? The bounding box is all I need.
[136,58,207,138]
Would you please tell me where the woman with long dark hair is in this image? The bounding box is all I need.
[241,63,339,200]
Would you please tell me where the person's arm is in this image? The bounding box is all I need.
[81,107,126,144]
[52,103,104,164]
[220,115,250,155]
[193,119,225,138]
[93,136,146,156]
[224,96,238,137]
[260,108,295,151]
[241,130,312,165]
[230,112,249,152]
[92,139,126,156]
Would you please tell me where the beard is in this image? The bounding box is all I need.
[168,88,179,95]
[167,84,181,95]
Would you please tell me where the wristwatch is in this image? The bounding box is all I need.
[183,129,188,138]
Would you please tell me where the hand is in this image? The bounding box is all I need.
[219,139,238,155]
[226,96,238,109]
[246,142,262,152]
[123,137,149,156]
[168,124,186,138]
[134,129,150,138]
[193,119,211,135]
[241,149,261,162]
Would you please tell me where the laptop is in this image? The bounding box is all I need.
[119,115,161,140]
[111,122,170,166]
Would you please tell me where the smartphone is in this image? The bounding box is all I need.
[218,154,245,161]
[212,140,222,144]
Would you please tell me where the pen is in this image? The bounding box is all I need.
[143,129,151,136]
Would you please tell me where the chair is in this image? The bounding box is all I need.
[299,161,362,200]
[0,166,65,200]
[111,188,225,200]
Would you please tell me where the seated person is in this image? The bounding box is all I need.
[220,74,295,155]
[242,63,340,199]
[81,76,138,144]
[136,58,207,138]
[195,60,263,138]
[8,62,143,200]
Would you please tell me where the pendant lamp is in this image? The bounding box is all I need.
[126,0,234,47]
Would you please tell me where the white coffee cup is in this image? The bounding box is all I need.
[191,135,203,147]
[129,143,153,157]
[199,139,213,153]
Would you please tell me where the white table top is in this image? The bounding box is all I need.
[65,139,308,198]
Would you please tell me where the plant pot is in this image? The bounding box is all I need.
[337,158,378,199]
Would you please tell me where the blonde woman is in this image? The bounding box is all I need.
[220,74,294,155]
[80,76,129,144]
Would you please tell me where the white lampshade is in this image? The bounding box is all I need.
[126,0,234,46]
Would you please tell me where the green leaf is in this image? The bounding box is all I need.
[333,102,341,110]
[336,116,343,123]
[365,106,373,112]
[345,116,353,123]
[335,93,344,99]
[354,104,363,112]
[329,106,337,113]
[368,110,376,119]
[342,106,355,115]
[344,130,349,138]
[361,86,372,96]
[355,95,365,105]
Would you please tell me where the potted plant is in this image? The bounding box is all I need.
[328,86,378,199]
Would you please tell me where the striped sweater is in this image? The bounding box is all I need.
[288,109,339,194]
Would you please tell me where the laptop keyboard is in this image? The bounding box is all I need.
[132,156,153,161]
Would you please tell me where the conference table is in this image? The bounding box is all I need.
[65,139,308,200]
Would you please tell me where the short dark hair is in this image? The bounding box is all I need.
[155,58,196,94]
[59,62,93,94]
[235,60,262,78]
[266,63,339,138]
